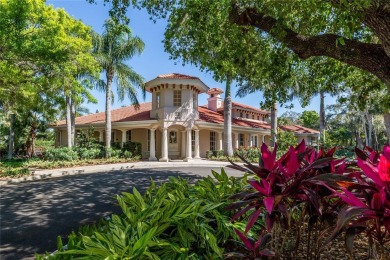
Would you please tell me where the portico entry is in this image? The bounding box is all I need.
[154,124,200,162]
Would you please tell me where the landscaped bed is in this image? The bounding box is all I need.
[36,141,390,259]
[0,145,141,180]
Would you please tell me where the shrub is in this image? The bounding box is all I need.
[121,150,132,159]
[228,140,351,257]
[206,150,214,159]
[234,146,260,162]
[123,141,142,156]
[37,169,247,259]
[43,147,79,161]
[76,147,101,160]
[213,150,224,158]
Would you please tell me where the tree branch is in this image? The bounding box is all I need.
[230,2,390,86]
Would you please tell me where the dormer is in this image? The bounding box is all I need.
[145,73,209,121]
[207,88,224,111]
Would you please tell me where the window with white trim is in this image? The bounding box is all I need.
[126,130,132,141]
[156,93,160,108]
[173,90,181,106]
[239,134,244,147]
[210,131,216,151]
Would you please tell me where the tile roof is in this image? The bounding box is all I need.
[198,106,271,130]
[157,73,199,79]
[232,102,270,114]
[207,87,224,94]
[53,102,318,135]
[280,125,320,134]
[54,103,152,127]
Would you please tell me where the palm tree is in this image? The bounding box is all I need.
[224,76,233,156]
[93,20,145,157]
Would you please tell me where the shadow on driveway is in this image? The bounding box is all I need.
[0,168,208,259]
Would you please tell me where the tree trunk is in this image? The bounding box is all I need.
[105,72,113,158]
[7,113,15,159]
[66,95,72,148]
[223,77,233,157]
[271,101,278,147]
[319,90,326,144]
[365,108,373,147]
[361,111,368,146]
[71,97,76,147]
[384,113,390,144]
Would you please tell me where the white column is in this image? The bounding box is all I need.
[234,133,239,149]
[121,130,126,148]
[99,130,103,142]
[159,127,169,162]
[249,134,253,147]
[181,130,186,159]
[194,129,200,159]
[185,128,192,161]
[149,129,157,161]
[217,131,223,150]
[262,135,265,144]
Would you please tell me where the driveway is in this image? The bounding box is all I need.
[0,166,243,259]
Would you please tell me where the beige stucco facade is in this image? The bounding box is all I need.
[53,74,319,161]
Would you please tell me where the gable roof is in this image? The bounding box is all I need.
[280,125,320,134]
[53,103,152,127]
[198,106,271,130]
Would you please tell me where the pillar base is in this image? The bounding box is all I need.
[184,157,194,162]
[194,156,201,159]
[159,158,169,162]
[149,157,157,161]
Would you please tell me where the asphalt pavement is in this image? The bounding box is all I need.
[0,166,244,259]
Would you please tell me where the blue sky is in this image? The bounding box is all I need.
[47,0,334,115]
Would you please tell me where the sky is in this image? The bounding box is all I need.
[46,0,335,115]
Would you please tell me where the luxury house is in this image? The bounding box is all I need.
[52,73,320,161]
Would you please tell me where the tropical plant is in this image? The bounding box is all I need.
[228,141,351,257]
[37,169,247,259]
[93,19,145,158]
[319,146,390,259]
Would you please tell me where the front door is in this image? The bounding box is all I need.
[168,130,179,159]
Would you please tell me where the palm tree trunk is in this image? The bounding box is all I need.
[71,96,76,147]
[365,108,373,147]
[105,72,113,158]
[223,77,233,156]
[7,112,15,159]
[271,101,278,147]
[66,95,72,148]
[319,90,326,143]
[384,113,390,144]
[361,111,368,146]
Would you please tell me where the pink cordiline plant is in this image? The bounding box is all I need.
[228,140,352,257]
[321,145,390,259]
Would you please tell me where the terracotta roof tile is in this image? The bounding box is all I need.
[54,103,152,127]
[280,125,320,134]
[232,102,270,114]
[157,73,199,79]
[198,106,271,129]
[207,87,224,94]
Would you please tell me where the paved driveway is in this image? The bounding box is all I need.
[0,166,243,259]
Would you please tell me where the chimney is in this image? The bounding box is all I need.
[207,88,224,111]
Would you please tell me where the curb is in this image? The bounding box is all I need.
[0,161,233,186]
